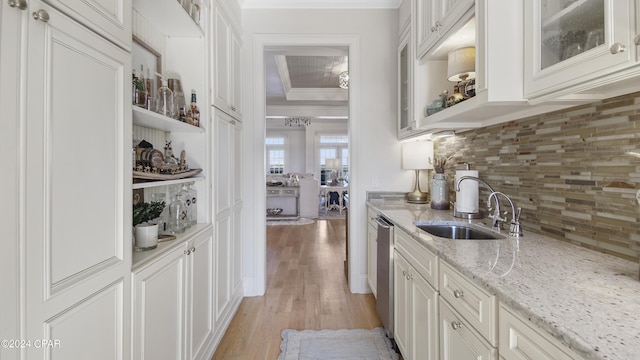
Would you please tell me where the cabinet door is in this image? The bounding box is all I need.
[25,1,131,357]
[440,299,497,360]
[214,109,233,216]
[212,4,231,114]
[188,232,214,360]
[411,272,439,360]
[398,29,412,138]
[393,251,411,359]
[416,0,474,58]
[524,0,635,99]
[231,30,243,119]
[44,0,131,50]
[133,247,186,360]
[367,223,378,297]
[1,2,25,352]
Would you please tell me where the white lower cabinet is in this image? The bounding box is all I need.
[394,251,439,360]
[133,227,214,360]
[440,299,497,360]
[499,304,582,360]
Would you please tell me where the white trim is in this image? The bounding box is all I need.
[266,105,349,117]
[239,0,402,10]
[247,33,363,296]
[286,88,348,101]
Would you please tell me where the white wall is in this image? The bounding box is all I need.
[241,9,407,296]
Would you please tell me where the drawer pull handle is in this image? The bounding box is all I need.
[451,321,463,330]
[453,289,464,298]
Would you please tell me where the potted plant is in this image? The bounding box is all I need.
[133,201,165,251]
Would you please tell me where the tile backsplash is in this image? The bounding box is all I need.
[435,92,640,261]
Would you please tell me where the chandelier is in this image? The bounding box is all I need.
[284,116,311,127]
[339,71,349,89]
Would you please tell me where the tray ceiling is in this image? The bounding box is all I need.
[239,0,401,9]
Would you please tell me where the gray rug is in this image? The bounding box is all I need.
[278,328,399,360]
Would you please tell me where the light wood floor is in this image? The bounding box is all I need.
[210,219,382,360]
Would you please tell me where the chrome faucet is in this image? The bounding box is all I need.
[455,176,495,193]
[488,191,523,237]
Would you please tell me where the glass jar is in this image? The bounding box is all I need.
[186,182,198,226]
[430,173,450,210]
[169,192,188,234]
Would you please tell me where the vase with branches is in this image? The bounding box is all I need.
[430,156,452,210]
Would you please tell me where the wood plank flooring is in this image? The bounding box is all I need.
[210,219,382,360]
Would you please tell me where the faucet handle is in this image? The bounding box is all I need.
[514,207,522,221]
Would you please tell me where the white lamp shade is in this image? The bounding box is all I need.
[325,158,342,170]
[447,47,476,82]
[402,141,434,170]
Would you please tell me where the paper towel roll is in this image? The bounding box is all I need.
[455,170,479,213]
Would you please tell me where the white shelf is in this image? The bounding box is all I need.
[133,174,205,189]
[133,106,204,133]
[133,0,204,37]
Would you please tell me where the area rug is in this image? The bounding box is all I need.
[278,328,399,360]
[267,218,315,226]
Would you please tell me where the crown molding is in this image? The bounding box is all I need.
[239,0,402,9]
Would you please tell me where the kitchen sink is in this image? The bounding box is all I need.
[414,223,503,240]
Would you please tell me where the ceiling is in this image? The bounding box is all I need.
[265,46,349,124]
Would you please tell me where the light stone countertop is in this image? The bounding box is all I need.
[367,197,640,360]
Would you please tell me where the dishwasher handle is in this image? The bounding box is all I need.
[375,216,393,229]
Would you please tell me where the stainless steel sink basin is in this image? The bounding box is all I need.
[414,223,503,240]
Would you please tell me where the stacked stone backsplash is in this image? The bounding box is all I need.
[435,92,640,262]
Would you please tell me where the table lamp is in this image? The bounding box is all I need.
[447,47,476,97]
[325,158,342,186]
[402,141,434,204]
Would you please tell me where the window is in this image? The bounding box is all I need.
[318,134,349,185]
[266,137,286,174]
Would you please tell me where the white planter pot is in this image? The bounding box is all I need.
[134,223,159,251]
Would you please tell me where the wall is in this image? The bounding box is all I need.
[241,9,400,295]
[435,92,640,262]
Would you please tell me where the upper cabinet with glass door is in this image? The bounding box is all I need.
[524,0,637,101]
[416,0,475,59]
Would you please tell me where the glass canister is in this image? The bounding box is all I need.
[169,191,188,234]
[430,173,450,210]
[186,182,197,226]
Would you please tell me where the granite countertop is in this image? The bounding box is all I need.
[367,197,640,360]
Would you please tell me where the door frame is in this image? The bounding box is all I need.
[244,33,362,295]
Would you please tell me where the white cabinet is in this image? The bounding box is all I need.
[212,0,242,120]
[367,208,378,297]
[416,0,475,59]
[524,0,637,101]
[22,0,132,358]
[499,304,582,360]
[393,227,439,360]
[398,19,417,138]
[439,299,497,360]
[132,227,214,360]
[45,0,132,50]
[213,108,243,323]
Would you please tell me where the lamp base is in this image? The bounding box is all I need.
[406,190,428,204]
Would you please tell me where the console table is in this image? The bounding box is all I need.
[266,186,300,220]
[320,185,348,215]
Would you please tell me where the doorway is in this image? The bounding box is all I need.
[247,34,362,296]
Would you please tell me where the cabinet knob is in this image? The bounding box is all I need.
[634,34,640,46]
[610,43,626,54]
[8,0,28,10]
[184,249,191,255]
[453,289,464,298]
[190,246,196,253]
[451,321,463,330]
[32,9,49,22]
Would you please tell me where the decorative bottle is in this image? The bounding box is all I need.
[188,90,200,127]
[155,73,174,118]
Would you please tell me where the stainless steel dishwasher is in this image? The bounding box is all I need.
[375,215,394,340]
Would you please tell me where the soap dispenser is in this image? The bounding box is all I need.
[155,73,174,118]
